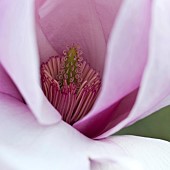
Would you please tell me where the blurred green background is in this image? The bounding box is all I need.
[116,106,170,141]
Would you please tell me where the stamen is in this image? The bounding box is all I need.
[41,44,101,124]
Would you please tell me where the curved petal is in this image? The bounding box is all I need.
[38,0,106,72]
[0,93,126,170]
[1,93,170,170]
[0,0,61,124]
[94,0,123,41]
[35,1,59,62]
[36,20,59,63]
[74,0,151,137]
[96,0,170,138]
[104,135,170,170]
[0,64,22,101]
[125,0,170,124]
[0,93,90,170]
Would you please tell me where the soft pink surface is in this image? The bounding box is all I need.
[0,0,61,124]
[0,0,170,140]
[1,0,170,169]
[0,64,22,101]
[0,93,170,170]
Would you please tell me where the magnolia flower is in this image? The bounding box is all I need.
[0,0,170,169]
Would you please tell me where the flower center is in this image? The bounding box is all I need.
[41,44,101,124]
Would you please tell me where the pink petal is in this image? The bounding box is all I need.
[74,0,151,137]
[103,135,170,170]
[97,0,170,138]
[1,93,170,170]
[0,93,90,170]
[125,0,170,124]
[35,5,59,62]
[38,0,107,72]
[0,0,61,124]
[0,93,120,170]
[94,0,123,41]
[0,64,22,101]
